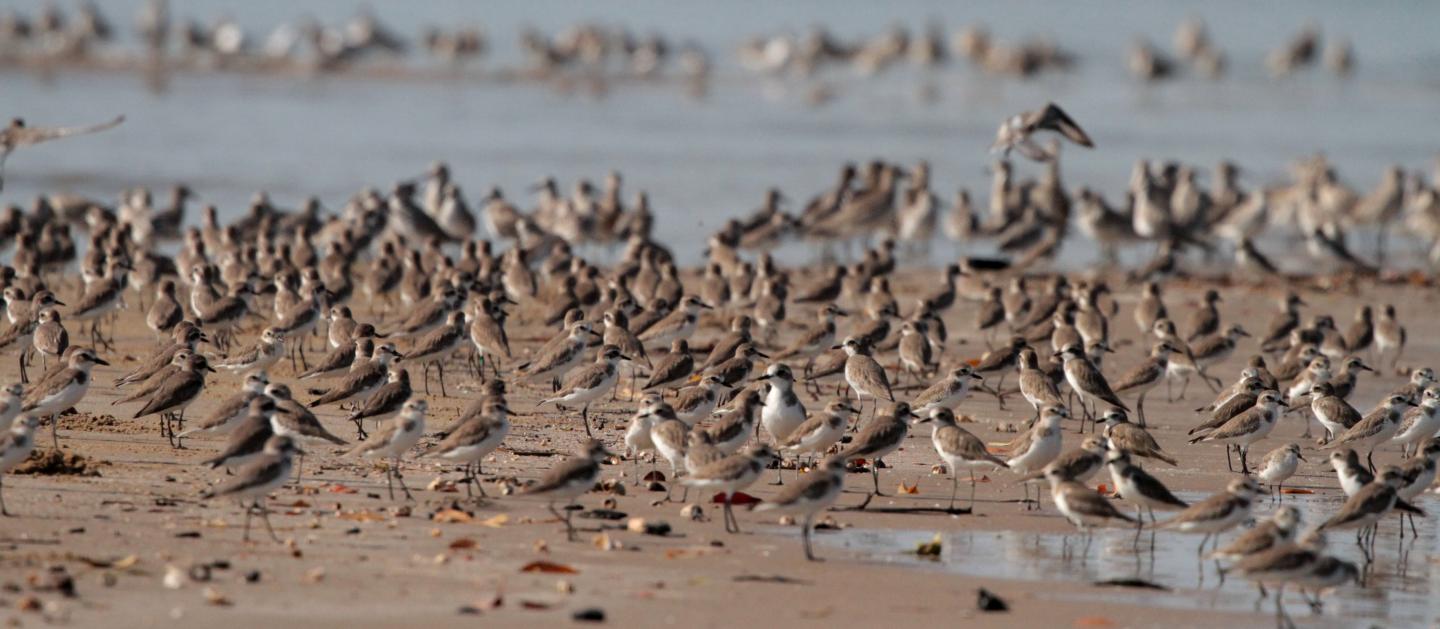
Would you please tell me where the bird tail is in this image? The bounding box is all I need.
[1395,499,1426,516]
[1155,452,1179,466]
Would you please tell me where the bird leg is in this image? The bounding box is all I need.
[392,456,414,501]
[1136,391,1148,428]
[802,513,819,561]
[581,404,592,436]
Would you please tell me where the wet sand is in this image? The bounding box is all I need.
[1,270,1435,627]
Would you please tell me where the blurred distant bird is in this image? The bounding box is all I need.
[991,103,1093,162]
[0,115,126,192]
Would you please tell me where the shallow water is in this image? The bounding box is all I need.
[3,1,1440,267]
[809,491,1439,626]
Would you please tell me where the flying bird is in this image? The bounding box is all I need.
[991,103,1093,162]
[0,115,127,192]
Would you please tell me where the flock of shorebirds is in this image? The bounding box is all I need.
[0,99,1438,627]
[1,2,1357,88]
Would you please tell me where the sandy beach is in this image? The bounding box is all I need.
[0,271,1433,628]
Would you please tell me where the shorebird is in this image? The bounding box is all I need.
[1232,535,1356,628]
[215,327,285,375]
[836,336,893,416]
[706,387,764,455]
[1324,394,1415,471]
[707,341,768,388]
[1392,386,1440,457]
[1106,449,1187,529]
[973,336,1027,405]
[200,432,304,544]
[1318,467,1424,555]
[405,310,466,396]
[1134,282,1167,335]
[1190,390,1283,474]
[1057,344,1127,427]
[1307,382,1360,445]
[113,323,203,387]
[1156,477,1261,555]
[468,297,512,380]
[1190,325,1250,374]
[178,371,269,442]
[1153,319,1219,399]
[1208,505,1301,563]
[930,408,1007,510]
[1101,409,1176,466]
[1258,292,1306,351]
[348,399,427,501]
[0,383,22,433]
[779,400,856,465]
[638,295,709,348]
[20,347,107,448]
[428,400,512,498]
[0,115,126,192]
[517,321,597,391]
[647,402,691,501]
[1374,304,1406,368]
[67,258,129,351]
[673,374,728,426]
[990,103,1093,162]
[538,345,627,436]
[1256,443,1305,499]
[300,337,373,381]
[30,308,67,374]
[912,365,983,413]
[684,444,775,533]
[755,455,847,561]
[1019,436,1108,487]
[1284,356,1331,407]
[896,320,937,383]
[642,339,693,392]
[132,353,215,447]
[1045,467,1137,548]
[1390,367,1434,405]
[1004,406,1067,508]
[699,315,753,372]
[840,401,919,495]
[1328,449,1374,497]
[0,416,40,516]
[523,439,612,541]
[758,363,806,447]
[308,343,403,409]
[200,397,277,471]
[267,383,348,451]
[346,366,412,439]
[1111,341,1177,428]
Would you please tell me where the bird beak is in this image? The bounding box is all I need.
[393,352,407,360]
[836,310,850,317]
[831,345,843,350]
[53,299,67,306]
[1051,352,1062,358]
[1359,364,1375,372]
[755,375,771,381]
[971,373,984,380]
[754,351,770,359]
[699,302,715,310]
[93,357,110,366]
[1296,453,1308,463]
[204,365,217,373]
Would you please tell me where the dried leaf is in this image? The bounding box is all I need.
[285,499,312,508]
[1280,488,1313,495]
[479,514,509,528]
[1095,483,1110,495]
[711,491,760,505]
[520,600,553,610]
[203,586,232,606]
[897,481,919,495]
[449,538,479,550]
[521,560,578,574]
[325,484,358,494]
[966,358,981,367]
[337,510,388,522]
[1074,617,1117,628]
[433,509,474,524]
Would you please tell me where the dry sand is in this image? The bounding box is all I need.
[1,270,1435,628]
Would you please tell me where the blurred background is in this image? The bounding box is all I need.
[3,0,1439,265]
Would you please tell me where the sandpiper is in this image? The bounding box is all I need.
[1156,477,1261,555]
[521,438,613,540]
[1328,449,1374,497]
[215,327,285,375]
[755,455,847,561]
[0,416,40,516]
[991,103,1094,161]
[840,401,919,495]
[1255,443,1305,498]
[930,407,1007,510]
[1106,449,1187,528]
[1101,409,1176,466]
[538,345,627,436]
[1323,394,1415,471]
[348,399,427,501]
[20,347,107,448]
[0,114,126,192]
[1111,341,1177,427]
[200,434,302,542]
[912,364,983,413]
[1190,390,1283,474]
[1004,406,1067,508]
[1393,387,1440,457]
[684,444,775,533]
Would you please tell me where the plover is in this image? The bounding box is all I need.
[759,363,807,446]
[308,343,403,409]
[522,439,612,541]
[538,345,627,436]
[642,339,694,392]
[427,398,513,498]
[1133,282,1167,335]
[1004,406,1067,508]
[912,365,984,413]
[1209,506,1302,563]
[114,323,203,387]
[299,337,373,381]
[836,337,893,415]
[405,310,466,397]
[132,353,215,446]
[1323,394,1414,471]
[1318,466,1423,535]
[1393,387,1440,457]
[1255,443,1305,498]
[517,321,598,391]
[199,434,301,542]
[648,403,691,501]
[896,321,936,383]
[30,308,67,374]
[673,374,728,426]
[346,366,413,440]
[1390,367,1435,406]
[623,397,661,484]
[930,407,1008,509]
[1182,289,1222,342]
[706,387,765,455]
[779,400,857,466]
[1342,306,1374,356]
[0,114,126,192]
[1374,304,1406,368]
[1190,325,1249,373]
[638,295,709,348]
[1156,477,1262,554]
[1189,390,1283,474]
[1322,355,1373,400]
[1019,436,1108,485]
[683,444,775,533]
[215,327,285,375]
[267,383,348,447]
[755,455,847,561]
[991,103,1093,161]
[1308,382,1361,444]
[1057,344,1127,427]
[840,401,919,495]
[1153,319,1219,400]
[0,415,40,516]
[348,399,427,501]
[973,336,1027,402]
[1106,449,1187,528]
[67,258,128,351]
[200,397,278,471]
[179,371,269,442]
[20,347,107,448]
[0,383,22,433]
[1101,409,1177,466]
[1045,467,1137,540]
[698,316,753,372]
[469,297,513,379]
[707,341,768,388]
[773,305,846,376]
[1111,341,1178,427]
[1328,449,1374,498]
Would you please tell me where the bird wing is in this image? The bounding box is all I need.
[8,115,125,148]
